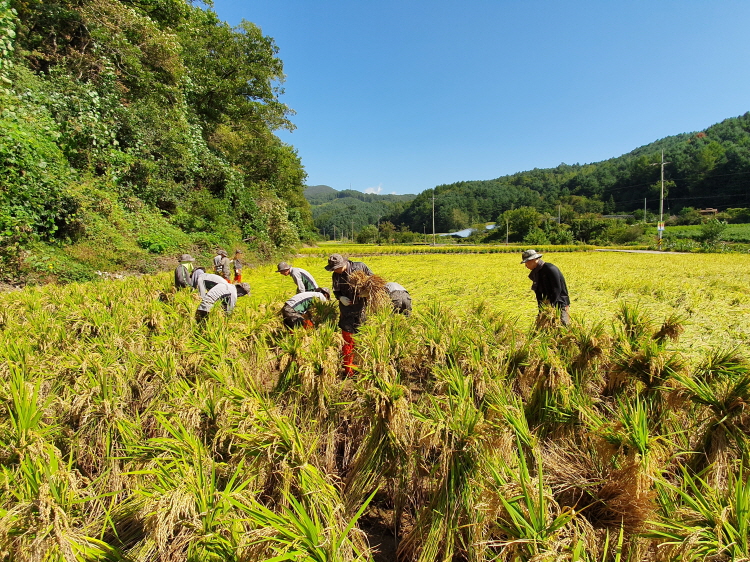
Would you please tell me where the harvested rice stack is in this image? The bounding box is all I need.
[347,271,391,313]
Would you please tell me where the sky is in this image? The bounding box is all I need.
[211,1,750,196]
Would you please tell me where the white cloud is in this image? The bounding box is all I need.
[364,184,382,194]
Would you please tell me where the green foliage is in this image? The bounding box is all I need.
[391,113,750,239]
[0,85,77,241]
[502,206,542,242]
[700,218,728,243]
[1,0,313,280]
[356,224,378,244]
[675,206,702,225]
[664,222,750,244]
[306,185,416,240]
[523,227,549,245]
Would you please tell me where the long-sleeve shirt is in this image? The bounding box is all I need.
[332,261,373,333]
[197,283,238,314]
[528,260,570,309]
[289,267,319,293]
[284,291,328,313]
[196,273,228,298]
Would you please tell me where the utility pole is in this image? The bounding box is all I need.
[351,219,354,243]
[651,150,671,249]
[432,190,436,245]
[557,204,561,224]
[505,217,509,245]
[644,198,647,224]
[333,225,336,241]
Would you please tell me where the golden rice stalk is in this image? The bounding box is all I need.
[653,312,686,343]
[543,439,656,535]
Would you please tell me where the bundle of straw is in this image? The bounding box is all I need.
[347,271,391,313]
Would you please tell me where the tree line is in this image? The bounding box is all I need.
[389,113,750,235]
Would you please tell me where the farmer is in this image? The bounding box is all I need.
[174,253,196,290]
[326,253,374,376]
[196,271,229,298]
[277,261,319,293]
[195,282,251,323]
[231,249,243,283]
[385,281,412,316]
[213,249,231,281]
[280,287,331,329]
[189,266,206,290]
[521,249,570,326]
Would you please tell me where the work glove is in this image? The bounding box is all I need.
[339,296,352,306]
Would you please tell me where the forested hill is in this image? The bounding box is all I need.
[394,113,750,233]
[304,185,416,237]
[0,0,312,283]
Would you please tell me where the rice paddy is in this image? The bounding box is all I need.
[1,251,749,561]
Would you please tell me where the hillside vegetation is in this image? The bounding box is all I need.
[304,185,416,239]
[0,0,312,284]
[389,114,750,235]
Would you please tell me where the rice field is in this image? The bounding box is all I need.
[1,251,749,561]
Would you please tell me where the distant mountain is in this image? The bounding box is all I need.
[304,185,338,199]
[304,185,416,235]
[394,112,750,232]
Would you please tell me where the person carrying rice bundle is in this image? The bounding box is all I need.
[325,253,374,377]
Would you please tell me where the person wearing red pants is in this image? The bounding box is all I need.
[325,253,374,376]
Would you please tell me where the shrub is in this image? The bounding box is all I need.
[700,218,728,243]
[523,227,549,245]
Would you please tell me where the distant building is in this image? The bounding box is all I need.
[440,228,476,238]
[698,208,718,216]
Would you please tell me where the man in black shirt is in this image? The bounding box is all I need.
[521,249,570,326]
[326,253,374,376]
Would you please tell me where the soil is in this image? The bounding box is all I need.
[360,508,399,562]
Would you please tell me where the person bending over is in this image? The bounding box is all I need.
[195,272,229,298]
[385,281,412,316]
[280,288,331,329]
[195,282,251,323]
[277,261,319,293]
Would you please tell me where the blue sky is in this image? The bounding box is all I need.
[211,1,750,195]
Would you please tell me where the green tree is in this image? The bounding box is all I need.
[500,206,541,242]
[700,218,727,243]
[356,224,378,244]
[379,221,396,243]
